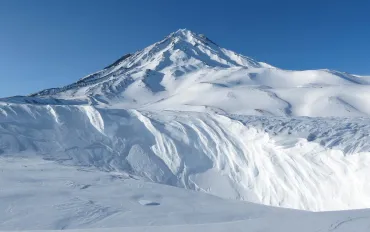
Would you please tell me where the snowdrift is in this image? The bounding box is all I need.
[1,103,370,211]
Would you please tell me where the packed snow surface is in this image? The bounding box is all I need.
[1,157,370,232]
[1,29,370,231]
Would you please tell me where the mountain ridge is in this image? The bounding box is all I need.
[2,29,364,118]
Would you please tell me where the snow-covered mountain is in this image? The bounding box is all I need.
[5,28,369,117]
[1,29,370,231]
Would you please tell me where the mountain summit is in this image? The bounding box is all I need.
[96,28,263,71]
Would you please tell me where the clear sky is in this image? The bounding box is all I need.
[0,0,369,97]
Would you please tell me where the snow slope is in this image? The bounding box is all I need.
[1,29,370,231]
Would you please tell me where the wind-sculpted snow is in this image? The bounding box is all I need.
[1,103,370,211]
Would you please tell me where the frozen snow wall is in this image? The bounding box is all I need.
[1,103,370,211]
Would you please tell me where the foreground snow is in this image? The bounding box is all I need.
[1,157,370,232]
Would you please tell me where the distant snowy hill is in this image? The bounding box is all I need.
[1,29,370,231]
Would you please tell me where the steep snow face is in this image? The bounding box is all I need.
[1,104,370,211]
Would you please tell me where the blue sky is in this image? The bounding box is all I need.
[0,0,369,97]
